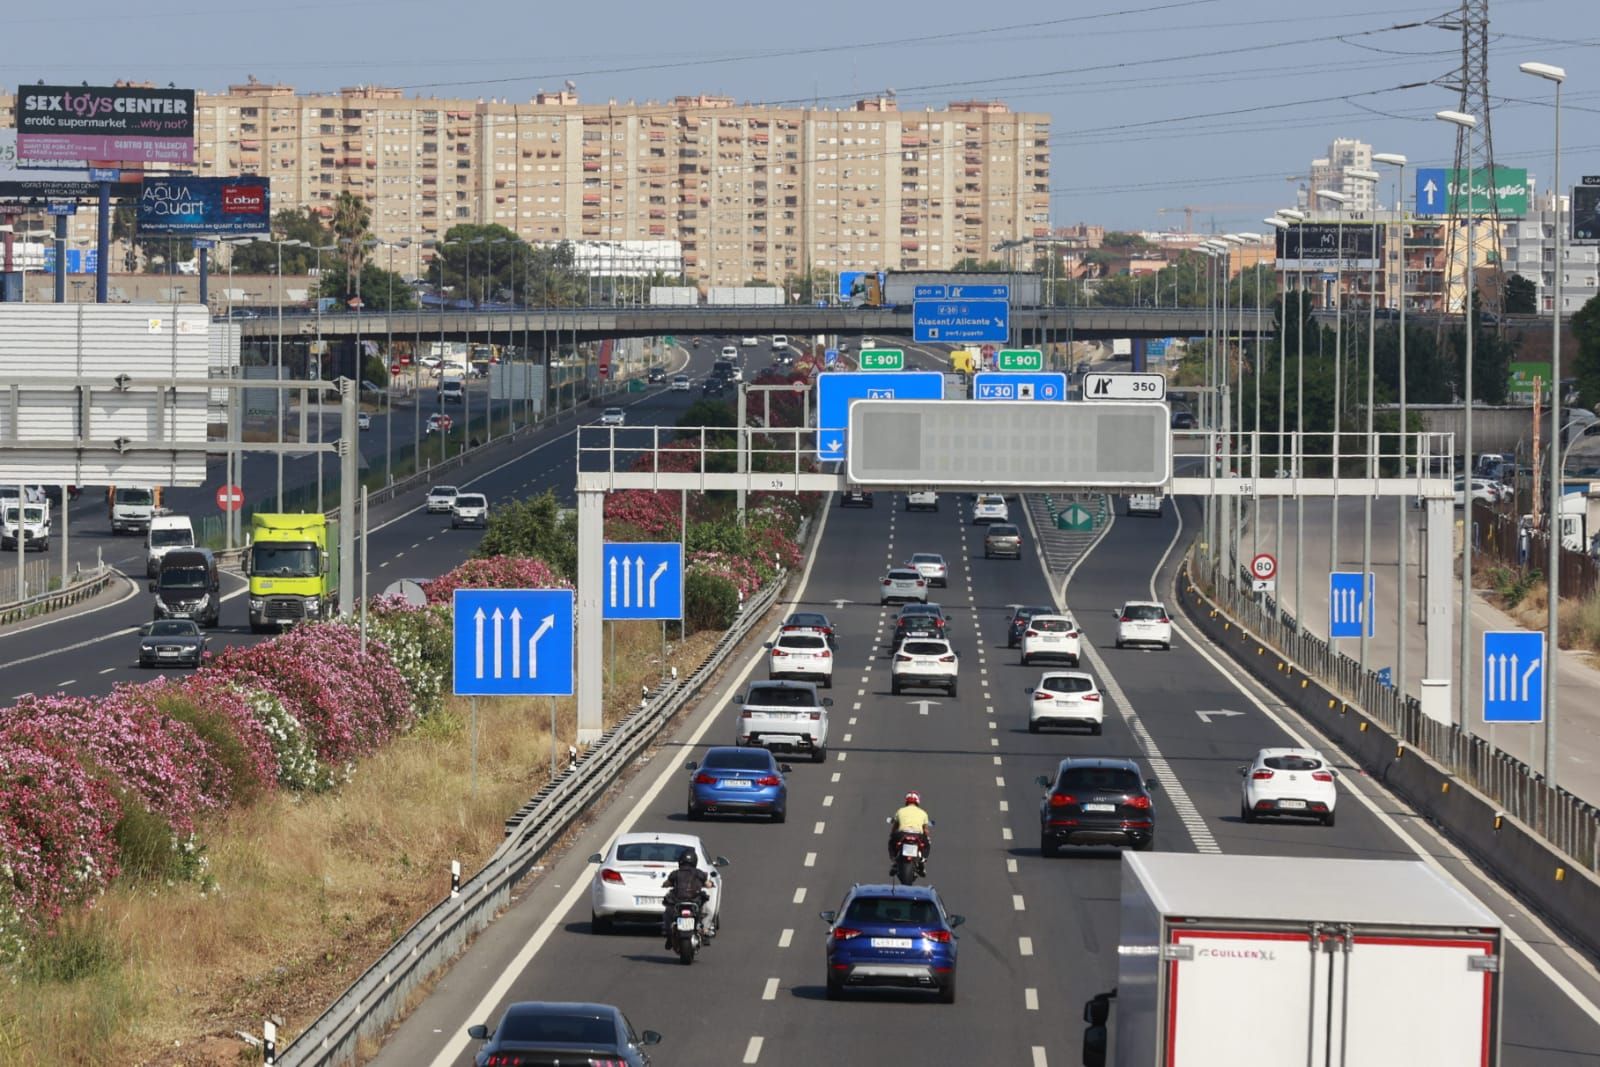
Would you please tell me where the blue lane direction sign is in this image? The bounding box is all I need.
[1328,571,1374,639]
[824,348,839,367]
[914,299,1009,343]
[816,370,944,461]
[971,371,1066,402]
[453,588,574,696]
[948,283,1009,300]
[1415,168,1448,216]
[1483,630,1545,723]
[602,542,684,620]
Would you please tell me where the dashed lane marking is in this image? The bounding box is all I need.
[813,821,826,835]
[744,1037,764,1064]
[1000,800,1009,812]
[1012,894,1026,911]
[1033,1048,1048,1067]
[98,667,115,675]
[831,772,841,783]
[823,795,834,807]
[995,776,1005,787]
[837,752,847,762]
[1007,859,1019,874]
[779,929,793,948]
[993,756,1003,765]
[1025,988,1039,1011]
[1019,936,1034,956]
[1001,827,1013,841]
[804,852,816,867]
[792,888,807,904]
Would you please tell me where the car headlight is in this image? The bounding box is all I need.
[249,597,264,611]
[305,600,321,616]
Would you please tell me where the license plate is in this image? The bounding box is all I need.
[871,938,913,949]
[676,916,696,932]
[1041,635,1059,643]
[1084,803,1117,813]
[633,895,660,905]
[722,779,751,789]
[901,843,920,857]
[159,649,182,657]
[1279,799,1307,810]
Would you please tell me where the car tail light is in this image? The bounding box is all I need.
[1066,630,1078,639]
[782,625,798,632]
[1312,771,1334,783]
[832,926,863,941]
[740,710,753,718]
[915,579,926,587]
[756,774,782,786]
[1160,617,1171,624]
[808,712,821,720]
[771,648,788,657]
[1083,693,1100,701]
[694,773,717,785]
[600,868,624,884]
[588,1059,627,1067]
[1252,770,1274,780]
[934,618,945,627]
[819,649,832,658]
[1120,616,1131,623]
[896,653,912,662]
[1049,793,1076,808]
[1033,691,1054,701]
[938,654,956,663]
[1025,630,1038,638]
[484,1055,524,1067]
[924,929,952,943]
[882,579,891,586]
[1126,795,1153,811]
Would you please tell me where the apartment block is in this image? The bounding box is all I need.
[1299,137,1377,216]
[1,82,1051,289]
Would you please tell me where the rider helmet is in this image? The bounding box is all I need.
[678,849,698,869]
[904,791,921,806]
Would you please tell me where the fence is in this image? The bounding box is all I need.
[0,561,116,626]
[1472,501,1600,601]
[1194,545,1599,873]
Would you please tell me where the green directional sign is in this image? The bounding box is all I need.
[997,349,1043,372]
[858,348,905,371]
[1057,504,1094,531]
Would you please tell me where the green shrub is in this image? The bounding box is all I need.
[474,492,578,580]
[686,571,740,632]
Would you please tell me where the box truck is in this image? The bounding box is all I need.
[246,513,337,632]
[1084,853,1502,1067]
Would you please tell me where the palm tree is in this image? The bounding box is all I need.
[331,191,372,274]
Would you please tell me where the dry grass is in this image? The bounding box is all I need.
[1477,573,1600,666]
[0,621,721,1067]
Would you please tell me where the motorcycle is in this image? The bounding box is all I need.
[692,337,701,348]
[666,900,704,965]
[889,825,931,886]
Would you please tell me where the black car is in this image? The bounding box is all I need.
[1170,410,1197,430]
[840,490,874,507]
[137,619,208,668]
[781,611,837,645]
[1008,604,1056,648]
[647,367,666,383]
[702,378,728,397]
[892,603,950,643]
[1037,757,1158,856]
[468,1002,661,1067]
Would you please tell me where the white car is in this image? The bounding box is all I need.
[767,631,834,687]
[1020,613,1081,667]
[1453,477,1497,508]
[425,485,459,513]
[1240,747,1338,826]
[588,832,729,934]
[741,336,759,347]
[1027,671,1104,735]
[357,411,372,432]
[906,552,948,587]
[1114,601,1173,651]
[861,336,878,349]
[906,490,939,512]
[771,334,789,350]
[671,374,693,392]
[721,345,738,360]
[973,494,1009,524]
[880,567,929,605]
[600,407,626,426]
[451,492,489,529]
[417,355,443,369]
[891,637,959,697]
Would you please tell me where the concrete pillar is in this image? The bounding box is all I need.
[576,487,605,744]
[1422,496,1454,724]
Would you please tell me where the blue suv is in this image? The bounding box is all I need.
[684,747,790,822]
[819,884,964,1002]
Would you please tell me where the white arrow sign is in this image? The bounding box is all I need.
[510,608,522,678]
[908,700,941,716]
[474,607,486,678]
[648,561,670,606]
[528,614,556,679]
[1423,178,1439,206]
[1485,653,1541,703]
[1195,709,1244,724]
[621,556,634,608]
[492,608,505,678]
[1082,372,1167,401]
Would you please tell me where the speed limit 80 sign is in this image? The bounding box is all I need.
[1250,553,1277,582]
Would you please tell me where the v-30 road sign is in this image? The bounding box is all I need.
[452,588,574,696]
[602,541,684,621]
[972,371,1065,402]
[1482,630,1544,723]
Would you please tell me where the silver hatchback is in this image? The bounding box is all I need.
[879,567,929,605]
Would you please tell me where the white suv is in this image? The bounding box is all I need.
[973,494,1009,524]
[767,631,833,687]
[906,490,939,512]
[1020,613,1081,667]
[1027,671,1103,735]
[891,637,959,697]
[1114,601,1173,651]
[736,680,831,763]
[1240,747,1338,826]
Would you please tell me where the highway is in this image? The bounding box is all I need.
[368,482,1600,1064]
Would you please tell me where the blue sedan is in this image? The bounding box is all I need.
[821,884,964,1002]
[685,747,790,822]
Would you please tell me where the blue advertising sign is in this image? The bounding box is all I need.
[1328,571,1374,639]
[838,270,865,300]
[602,542,684,621]
[136,176,271,236]
[913,299,1009,343]
[971,371,1066,402]
[45,202,76,215]
[1483,630,1544,723]
[816,371,944,461]
[452,588,574,696]
[87,167,119,183]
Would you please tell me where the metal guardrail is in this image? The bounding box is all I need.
[1195,547,1600,872]
[278,573,790,1065]
[0,563,116,626]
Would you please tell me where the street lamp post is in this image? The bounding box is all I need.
[1520,61,1566,784]
[1316,190,1351,584]
[1438,107,1480,735]
[1278,208,1310,624]
[1223,233,1253,584]
[1347,167,1381,672]
[382,238,411,487]
[1374,152,1409,697]
[262,236,305,511]
[1265,218,1292,577]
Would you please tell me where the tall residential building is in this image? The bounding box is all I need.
[0,83,1051,288]
[1301,138,1377,215]
[1501,196,1600,315]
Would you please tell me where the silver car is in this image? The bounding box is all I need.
[906,552,948,587]
[425,485,458,513]
[880,567,929,605]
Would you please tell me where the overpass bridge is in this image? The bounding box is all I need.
[233,304,1273,347]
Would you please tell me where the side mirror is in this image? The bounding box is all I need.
[763,641,773,649]
[1034,775,1052,788]
[1327,768,1339,777]
[1146,780,1161,791]
[779,764,793,773]
[1237,767,1248,777]
[1082,990,1116,1067]
[639,1030,662,1047]
[1025,687,1035,695]
[466,1024,490,1041]
[137,624,151,636]
[587,853,603,864]
[682,760,698,771]
[148,582,158,593]
[819,910,837,923]
[733,694,745,704]
[714,855,730,867]
[822,697,834,707]
[948,914,965,928]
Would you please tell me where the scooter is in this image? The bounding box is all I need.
[666,901,704,965]
[888,823,931,886]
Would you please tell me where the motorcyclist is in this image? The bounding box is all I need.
[661,849,710,949]
[888,791,933,866]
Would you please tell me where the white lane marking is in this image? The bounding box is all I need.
[822,795,834,807]
[744,1036,765,1063]
[98,667,115,675]
[842,733,852,742]
[792,887,807,904]
[1032,1048,1049,1067]
[1025,988,1039,1011]
[1012,894,1026,911]
[837,752,847,762]
[857,689,865,698]
[993,756,1003,766]
[1019,936,1034,956]
[996,776,1006,787]
[830,772,841,783]
[804,852,816,867]
[779,929,793,948]
[1000,800,1009,812]
[1007,858,1019,874]
[1001,827,1013,841]
[813,821,826,835]
[56,679,75,686]
[988,721,996,730]
[990,738,999,747]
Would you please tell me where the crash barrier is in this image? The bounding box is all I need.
[1180,557,1600,961]
[0,562,115,626]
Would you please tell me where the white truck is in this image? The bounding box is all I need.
[1084,853,1503,1067]
[733,680,831,764]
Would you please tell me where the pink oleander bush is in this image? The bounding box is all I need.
[425,555,571,605]
[687,550,763,600]
[605,490,682,538]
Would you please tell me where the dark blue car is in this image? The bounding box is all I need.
[467,1001,660,1066]
[685,746,790,822]
[820,884,964,1002]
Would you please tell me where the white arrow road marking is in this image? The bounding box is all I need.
[1195,709,1244,724]
[649,561,670,607]
[634,554,645,606]
[474,607,486,678]
[492,608,504,678]
[831,599,851,609]
[528,614,556,678]
[510,609,522,678]
[909,700,940,716]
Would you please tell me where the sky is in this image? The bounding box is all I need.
[3,0,1595,233]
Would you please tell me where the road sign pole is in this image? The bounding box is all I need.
[577,487,605,745]
[469,696,478,796]
[736,382,747,523]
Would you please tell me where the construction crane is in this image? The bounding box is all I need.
[1157,204,1274,234]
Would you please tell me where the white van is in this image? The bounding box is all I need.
[1128,493,1164,517]
[146,514,196,576]
[440,378,465,404]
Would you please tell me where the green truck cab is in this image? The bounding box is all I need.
[246,513,338,632]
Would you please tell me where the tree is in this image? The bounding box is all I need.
[317,261,417,312]
[1570,292,1600,411]
[228,209,336,275]
[111,203,196,273]
[1505,274,1537,315]
[783,268,833,304]
[426,224,541,307]
[331,192,373,276]
[472,491,578,581]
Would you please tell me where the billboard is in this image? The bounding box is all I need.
[16,84,195,165]
[1274,223,1384,271]
[1574,183,1600,242]
[136,177,271,235]
[0,130,139,200]
[1507,362,1551,404]
[1414,167,1530,217]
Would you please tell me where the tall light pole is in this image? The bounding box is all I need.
[1278,207,1309,624]
[1316,190,1351,582]
[260,236,305,511]
[1199,243,1221,572]
[380,238,411,486]
[1347,167,1381,672]
[1520,61,1566,784]
[1374,152,1409,697]
[1439,107,1479,736]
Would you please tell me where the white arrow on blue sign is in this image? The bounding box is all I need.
[815,371,944,461]
[453,588,574,696]
[825,348,838,366]
[602,541,684,621]
[1482,630,1544,723]
[1328,571,1374,639]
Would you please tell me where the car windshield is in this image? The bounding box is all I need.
[778,635,827,650]
[614,841,698,864]
[1124,605,1166,621]
[431,487,457,497]
[158,566,208,590]
[702,750,776,771]
[249,543,318,578]
[498,1012,615,1046]
[455,495,486,508]
[147,621,198,637]
[911,554,942,565]
[1032,617,1074,632]
[903,641,949,655]
[745,686,817,707]
[150,528,192,547]
[115,488,154,505]
[1042,675,1094,693]
[843,897,942,926]
[1014,606,1053,622]
[1057,767,1143,793]
[1264,754,1324,772]
[605,408,623,416]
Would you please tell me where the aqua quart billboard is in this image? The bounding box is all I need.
[136,177,271,236]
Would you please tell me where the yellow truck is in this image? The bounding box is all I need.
[950,349,979,376]
[246,513,338,632]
